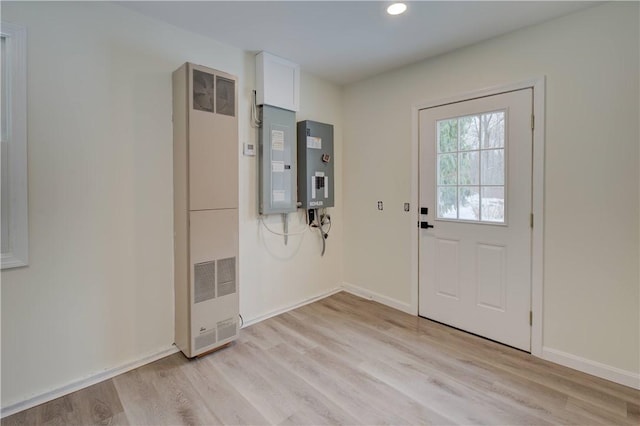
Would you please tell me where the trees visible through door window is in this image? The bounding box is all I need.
[436,111,505,223]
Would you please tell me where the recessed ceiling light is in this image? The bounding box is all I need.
[387,3,407,16]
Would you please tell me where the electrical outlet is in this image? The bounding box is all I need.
[404,203,410,212]
[377,201,383,210]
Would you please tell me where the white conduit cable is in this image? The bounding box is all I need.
[259,215,308,237]
[315,208,327,257]
[251,90,261,128]
[318,225,326,256]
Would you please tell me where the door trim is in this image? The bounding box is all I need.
[410,77,545,357]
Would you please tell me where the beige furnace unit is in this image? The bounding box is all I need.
[172,63,239,357]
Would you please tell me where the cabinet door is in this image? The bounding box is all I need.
[189,64,238,211]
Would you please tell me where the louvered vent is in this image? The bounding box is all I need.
[217,318,236,341]
[194,261,216,304]
[193,69,214,113]
[216,76,235,117]
[194,329,216,351]
[217,257,236,297]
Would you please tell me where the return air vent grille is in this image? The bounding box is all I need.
[195,329,217,351]
[194,261,215,304]
[216,76,235,117]
[217,318,237,341]
[217,257,236,297]
[193,69,214,113]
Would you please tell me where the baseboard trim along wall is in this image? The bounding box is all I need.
[542,347,640,390]
[2,288,343,418]
[1,345,180,419]
[342,282,414,315]
[5,293,637,418]
[242,287,343,328]
[340,283,639,391]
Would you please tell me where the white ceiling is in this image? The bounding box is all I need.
[119,1,597,85]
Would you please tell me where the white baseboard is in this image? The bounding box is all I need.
[3,289,344,419]
[542,347,640,390]
[1,345,180,419]
[242,287,342,328]
[342,282,415,315]
[9,299,635,420]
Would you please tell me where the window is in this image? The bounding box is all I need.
[436,111,506,223]
[1,22,28,269]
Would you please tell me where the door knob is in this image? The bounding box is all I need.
[420,221,434,229]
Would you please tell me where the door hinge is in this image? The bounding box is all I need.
[530,213,534,228]
[529,311,533,326]
[531,114,535,130]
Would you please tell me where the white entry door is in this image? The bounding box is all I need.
[418,89,533,351]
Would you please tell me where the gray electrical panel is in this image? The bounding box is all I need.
[258,105,297,214]
[297,120,334,209]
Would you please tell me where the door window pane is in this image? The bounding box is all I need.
[459,115,479,151]
[481,149,504,185]
[481,112,505,148]
[481,187,505,222]
[435,109,506,224]
[458,151,479,185]
[437,153,457,185]
[459,187,480,220]
[438,119,457,153]
[438,187,457,219]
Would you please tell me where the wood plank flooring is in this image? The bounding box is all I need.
[3,291,639,425]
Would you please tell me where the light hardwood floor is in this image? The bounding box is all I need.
[3,291,639,425]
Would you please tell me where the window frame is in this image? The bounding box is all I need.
[1,21,28,269]
[435,109,508,225]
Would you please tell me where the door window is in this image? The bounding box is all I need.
[436,111,505,223]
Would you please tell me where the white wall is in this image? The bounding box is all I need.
[239,55,343,325]
[2,0,636,410]
[343,2,639,376]
[1,1,343,408]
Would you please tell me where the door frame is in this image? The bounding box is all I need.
[410,77,545,357]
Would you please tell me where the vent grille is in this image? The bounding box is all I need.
[217,257,236,297]
[216,76,235,117]
[194,261,216,304]
[193,69,214,113]
[217,318,237,341]
[194,329,216,351]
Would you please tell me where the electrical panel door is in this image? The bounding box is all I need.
[258,105,297,214]
[297,120,334,209]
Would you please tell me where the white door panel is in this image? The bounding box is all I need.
[419,89,532,351]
